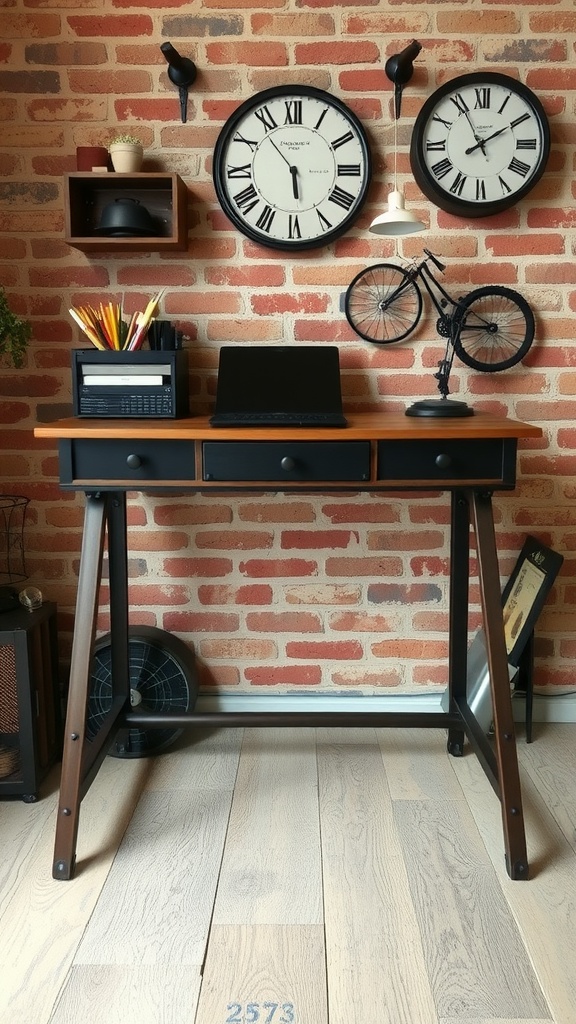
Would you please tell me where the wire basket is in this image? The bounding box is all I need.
[0,495,29,586]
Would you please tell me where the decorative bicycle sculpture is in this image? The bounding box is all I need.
[345,249,535,416]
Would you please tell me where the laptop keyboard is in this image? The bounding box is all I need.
[211,412,346,425]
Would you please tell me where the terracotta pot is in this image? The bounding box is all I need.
[76,146,109,171]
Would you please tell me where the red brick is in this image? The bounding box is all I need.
[245,666,322,686]
[284,583,360,605]
[251,293,329,315]
[206,41,288,65]
[194,530,273,550]
[331,667,401,687]
[164,611,240,632]
[200,638,276,659]
[163,557,233,577]
[371,639,448,659]
[329,611,395,632]
[281,530,358,550]
[67,16,153,37]
[286,640,364,660]
[239,501,316,523]
[246,611,322,632]
[155,504,233,526]
[294,41,379,64]
[198,584,273,605]
[325,556,403,577]
[239,558,317,578]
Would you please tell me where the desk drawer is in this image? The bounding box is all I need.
[203,441,370,482]
[66,439,196,482]
[377,438,516,485]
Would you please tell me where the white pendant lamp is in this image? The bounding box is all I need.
[370,40,425,237]
[369,189,424,236]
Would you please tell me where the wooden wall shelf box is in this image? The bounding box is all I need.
[64,172,188,252]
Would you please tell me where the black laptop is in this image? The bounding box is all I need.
[209,345,347,427]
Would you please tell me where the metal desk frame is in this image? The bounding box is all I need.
[34,412,542,881]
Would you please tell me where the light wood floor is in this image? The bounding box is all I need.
[1,722,575,1024]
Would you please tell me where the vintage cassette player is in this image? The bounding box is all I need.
[72,349,189,418]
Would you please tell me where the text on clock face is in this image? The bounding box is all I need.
[421,82,545,203]
[222,96,366,242]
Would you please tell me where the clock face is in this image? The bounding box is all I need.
[410,72,550,217]
[213,85,372,251]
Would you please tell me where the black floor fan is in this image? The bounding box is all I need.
[87,626,198,758]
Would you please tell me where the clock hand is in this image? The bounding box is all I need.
[463,109,487,155]
[268,135,292,168]
[268,136,300,199]
[465,124,510,155]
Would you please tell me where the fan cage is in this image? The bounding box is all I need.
[0,495,29,586]
[87,626,198,758]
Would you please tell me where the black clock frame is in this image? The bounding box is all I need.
[213,84,372,251]
[409,72,550,218]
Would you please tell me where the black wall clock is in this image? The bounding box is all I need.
[409,72,550,217]
[213,84,372,251]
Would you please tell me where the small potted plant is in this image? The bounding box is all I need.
[108,134,144,173]
[0,287,31,368]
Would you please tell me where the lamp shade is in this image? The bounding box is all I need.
[369,189,425,236]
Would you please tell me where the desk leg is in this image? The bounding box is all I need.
[52,493,107,880]
[471,491,529,880]
[447,491,470,757]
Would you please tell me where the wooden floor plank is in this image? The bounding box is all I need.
[212,728,322,925]
[438,1018,552,1024]
[376,726,464,801]
[451,746,576,1024]
[195,925,327,1024]
[0,756,152,1024]
[394,798,550,1019]
[144,726,244,793]
[73,785,234,967]
[318,728,438,1024]
[48,965,202,1024]
[517,723,576,855]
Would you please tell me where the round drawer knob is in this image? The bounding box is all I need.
[126,454,142,470]
[435,453,452,470]
[280,456,296,472]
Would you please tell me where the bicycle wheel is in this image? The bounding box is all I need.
[454,286,534,372]
[345,263,422,344]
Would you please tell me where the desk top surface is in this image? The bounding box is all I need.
[35,411,542,443]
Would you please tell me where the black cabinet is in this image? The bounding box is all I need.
[0,602,62,801]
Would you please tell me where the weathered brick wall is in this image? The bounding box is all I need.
[1,0,574,693]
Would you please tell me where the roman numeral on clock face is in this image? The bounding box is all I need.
[254,105,277,132]
[328,185,355,209]
[284,100,302,125]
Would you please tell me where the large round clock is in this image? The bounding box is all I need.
[410,72,550,217]
[213,85,372,251]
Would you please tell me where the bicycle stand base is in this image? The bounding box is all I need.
[406,397,475,417]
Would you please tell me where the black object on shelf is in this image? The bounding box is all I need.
[0,602,62,801]
[0,495,29,615]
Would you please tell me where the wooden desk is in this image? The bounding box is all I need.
[35,412,542,881]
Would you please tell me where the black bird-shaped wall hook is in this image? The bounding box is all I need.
[385,40,422,120]
[160,42,197,123]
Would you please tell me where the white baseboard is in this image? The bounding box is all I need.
[197,691,576,724]
[513,693,576,724]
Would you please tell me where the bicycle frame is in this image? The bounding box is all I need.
[386,252,467,398]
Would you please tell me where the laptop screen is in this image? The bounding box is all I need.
[212,345,344,416]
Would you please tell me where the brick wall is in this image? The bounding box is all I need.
[1,0,574,693]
